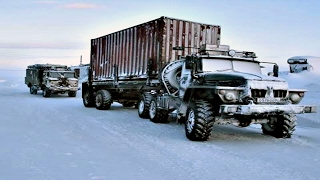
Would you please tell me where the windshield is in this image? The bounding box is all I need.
[49,72,75,78]
[202,58,262,74]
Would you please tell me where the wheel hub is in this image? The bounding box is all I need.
[96,94,102,106]
[186,110,195,133]
[149,101,156,119]
[138,100,145,114]
[84,95,88,103]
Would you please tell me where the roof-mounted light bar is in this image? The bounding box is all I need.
[199,44,230,52]
[243,51,257,58]
[173,44,257,59]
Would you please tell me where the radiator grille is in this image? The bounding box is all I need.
[251,89,287,98]
[204,80,245,87]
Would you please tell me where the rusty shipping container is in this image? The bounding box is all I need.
[90,16,221,80]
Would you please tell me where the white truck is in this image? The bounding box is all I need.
[82,17,317,141]
[140,45,317,141]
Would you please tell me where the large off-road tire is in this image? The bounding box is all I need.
[83,91,95,107]
[43,88,51,97]
[149,98,169,123]
[261,114,297,138]
[185,100,215,141]
[138,93,153,119]
[95,90,112,110]
[68,91,77,97]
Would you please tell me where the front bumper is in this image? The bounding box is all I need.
[49,86,79,92]
[220,104,317,116]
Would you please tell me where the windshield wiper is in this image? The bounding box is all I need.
[216,68,233,72]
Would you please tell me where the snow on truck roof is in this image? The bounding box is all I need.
[287,56,320,64]
[27,64,68,69]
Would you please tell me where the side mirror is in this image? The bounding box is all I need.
[273,64,279,77]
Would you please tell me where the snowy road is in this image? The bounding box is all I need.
[0,70,319,180]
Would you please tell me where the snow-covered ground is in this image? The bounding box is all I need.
[0,69,319,180]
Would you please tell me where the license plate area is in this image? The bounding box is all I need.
[257,97,281,103]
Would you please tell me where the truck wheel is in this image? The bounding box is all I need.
[33,87,38,94]
[30,86,37,95]
[261,114,297,138]
[83,91,95,107]
[149,99,168,123]
[43,88,51,97]
[68,91,77,97]
[138,93,153,119]
[185,100,215,141]
[95,90,112,110]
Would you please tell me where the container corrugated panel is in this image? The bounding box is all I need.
[91,16,221,80]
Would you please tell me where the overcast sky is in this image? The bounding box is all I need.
[1,0,319,70]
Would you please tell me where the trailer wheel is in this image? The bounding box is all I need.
[83,91,95,107]
[149,99,168,123]
[185,100,215,141]
[95,90,112,110]
[43,88,51,97]
[68,91,77,97]
[261,114,297,138]
[138,93,154,118]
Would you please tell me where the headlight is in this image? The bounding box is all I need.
[289,93,303,104]
[218,89,240,102]
[228,50,236,57]
[225,92,236,101]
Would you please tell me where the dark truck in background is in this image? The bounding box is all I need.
[25,64,79,97]
[287,56,318,73]
[82,16,317,141]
